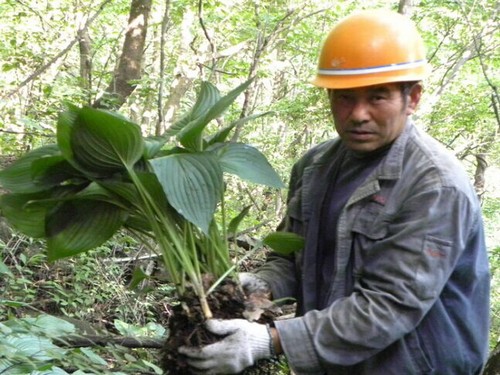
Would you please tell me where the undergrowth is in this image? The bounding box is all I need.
[0,229,290,374]
[0,231,173,374]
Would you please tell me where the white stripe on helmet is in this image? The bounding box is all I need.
[318,60,427,76]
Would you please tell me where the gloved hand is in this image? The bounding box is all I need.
[239,272,271,296]
[178,319,274,374]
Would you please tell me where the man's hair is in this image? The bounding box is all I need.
[401,81,418,94]
[401,81,421,106]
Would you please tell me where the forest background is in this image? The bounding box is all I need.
[0,0,499,374]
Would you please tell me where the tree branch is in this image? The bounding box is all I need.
[198,0,216,75]
[53,334,164,349]
[157,0,172,134]
[231,6,297,142]
[1,0,112,100]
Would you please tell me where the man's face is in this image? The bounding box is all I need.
[328,83,422,154]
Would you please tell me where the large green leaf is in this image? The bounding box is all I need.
[134,171,177,217]
[166,81,220,138]
[149,152,224,233]
[31,155,87,190]
[86,174,175,233]
[262,231,305,255]
[1,334,64,361]
[59,106,144,175]
[56,103,79,165]
[98,172,177,223]
[143,135,169,159]
[46,200,127,260]
[0,144,61,193]
[96,180,140,205]
[206,111,274,145]
[213,143,285,188]
[72,181,118,202]
[0,193,50,238]
[178,80,253,151]
[22,315,76,336]
[201,79,253,129]
[227,205,251,237]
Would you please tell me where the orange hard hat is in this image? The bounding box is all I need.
[312,10,429,89]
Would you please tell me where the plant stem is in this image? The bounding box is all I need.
[199,294,213,320]
[125,166,214,319]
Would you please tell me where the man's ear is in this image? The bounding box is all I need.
[406,83,423,115]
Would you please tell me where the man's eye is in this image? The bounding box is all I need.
[336,94,353,102]
[371,95,386,102]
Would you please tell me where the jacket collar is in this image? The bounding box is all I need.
[376,119,414,181]
[309,119,414,180]
[299,120,415,218]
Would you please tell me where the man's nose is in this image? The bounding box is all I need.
[349,100,370,123]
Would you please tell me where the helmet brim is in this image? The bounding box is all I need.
[311,64,430,89]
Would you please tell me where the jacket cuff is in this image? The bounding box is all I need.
[275,317,325,375]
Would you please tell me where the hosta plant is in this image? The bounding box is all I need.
[0,80,285,321]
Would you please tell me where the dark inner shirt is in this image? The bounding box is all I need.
[316,146,389,309]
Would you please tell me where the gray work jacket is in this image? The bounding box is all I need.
[257,122,490,374]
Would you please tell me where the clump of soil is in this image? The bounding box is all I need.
[160,276,278,374]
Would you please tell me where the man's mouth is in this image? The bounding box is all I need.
[347,129,376,141]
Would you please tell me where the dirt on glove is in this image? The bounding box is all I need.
[160,275,280,374]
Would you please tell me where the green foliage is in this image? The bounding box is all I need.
[0,0,498,369]
[0,314,164,374]
[425,80,498,157]
[0,232,175,372]
[0,80,283,319]
[0,233,169,323]
[262,231,304,256]
[0,315,69,374]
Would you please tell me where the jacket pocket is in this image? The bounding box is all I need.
[405,329,434,374]
[414,235,453,300]
[348,329,434,374]
[287,194,302,220]
[285,194,306,236]
[350,206,389,275]
[351,203,389,240]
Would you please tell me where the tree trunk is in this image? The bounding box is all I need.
[78,28,92,104]
[471,11,500,200]
[160,9,198,135]
[156,0,172,135]
[474,153,488,199]
[93,0,152,110]
[398,0,421,15]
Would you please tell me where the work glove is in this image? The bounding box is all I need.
[239,273,278,322]
[178,319,274,374]
[238,272,271,296]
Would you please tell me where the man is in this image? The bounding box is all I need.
[179,9,490,374]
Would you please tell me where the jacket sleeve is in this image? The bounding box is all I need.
[256,140,337,299]
[276,183,483,374]
[255,160,303,299]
